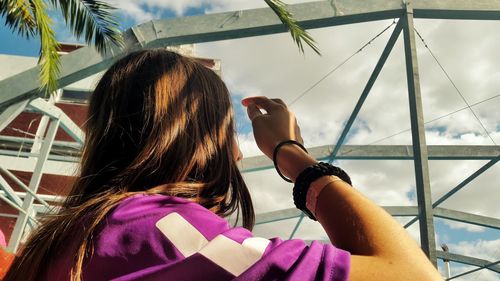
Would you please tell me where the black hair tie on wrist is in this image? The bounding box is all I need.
[273,140,308,183]
[293,162,352,220]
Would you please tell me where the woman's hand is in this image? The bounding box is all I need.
[241,96,303,159]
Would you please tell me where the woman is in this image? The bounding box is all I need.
[5,49,442,280]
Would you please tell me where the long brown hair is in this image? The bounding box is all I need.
[5,49,254,281]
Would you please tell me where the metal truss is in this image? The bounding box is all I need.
[0,98,83,251]
[0,0,499,279]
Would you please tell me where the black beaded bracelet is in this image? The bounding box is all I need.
[293,162,352,220]
[273,140,308,183]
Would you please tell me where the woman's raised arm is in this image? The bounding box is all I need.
[242,96,443,281]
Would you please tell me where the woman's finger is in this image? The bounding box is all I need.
[270,98,287,107]
[295,119,304,144]
[242,96,281,113]
[246,103,263,121]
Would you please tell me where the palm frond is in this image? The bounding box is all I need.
[0,0,37,38]
[31,0,60,94]
[264,0,320,55]
[48,0,123,53]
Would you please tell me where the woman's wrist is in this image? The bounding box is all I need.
[275,143,317,182]
[306,175,343,218]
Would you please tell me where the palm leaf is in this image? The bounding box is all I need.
[264,0,321,55]
[48,0,123,53]
[30,0,60,94]
[0,0,37,38]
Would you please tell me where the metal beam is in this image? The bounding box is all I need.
[328,19,403,162]
[28,98,84,143]
[0,144,495,167]
[8,118,60,251]
[0,143,492,176]
[436,251,500,274]
[0,135,81,148]
[0,174,23,207]
[0,149,80,161]
[217,205,500,232]
[0,144,495,174]
[0,142,81,158]
[255,208,302,225]
[288,213,305,239]
[385,206,419,216]
[0,193,37,222]
[0,99,29,132]
[0,213,18,218]
[434,208,500,230]
[0,198,60,216]
[255,206,422,225]
[0,190,65,204]
[241,145,500,173]
[0,167,50,208]
[413,0,500,20]
[0,175,39,228]
[447,260,500,280]
[3,0,500,109]
[144,1,404,49]
[404,157,499,228]
[0,154,78,175]
[132,0,500,49]
[0,47,122,110]
[402,3,436,263]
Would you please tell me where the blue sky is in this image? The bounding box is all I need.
[1,2,498,279]
[0,4,206,56]
[0,21,39,56]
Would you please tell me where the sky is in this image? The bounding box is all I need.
[1,1,499,280]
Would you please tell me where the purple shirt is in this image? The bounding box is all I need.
[47,194,350,280]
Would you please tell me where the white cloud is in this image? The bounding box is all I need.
[441,263,500,281]
[107,0,159,23]
[444,221,486,233]
[106,0,319,23]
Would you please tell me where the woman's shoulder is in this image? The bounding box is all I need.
[111,194,224,221]
[102,193,231,242]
